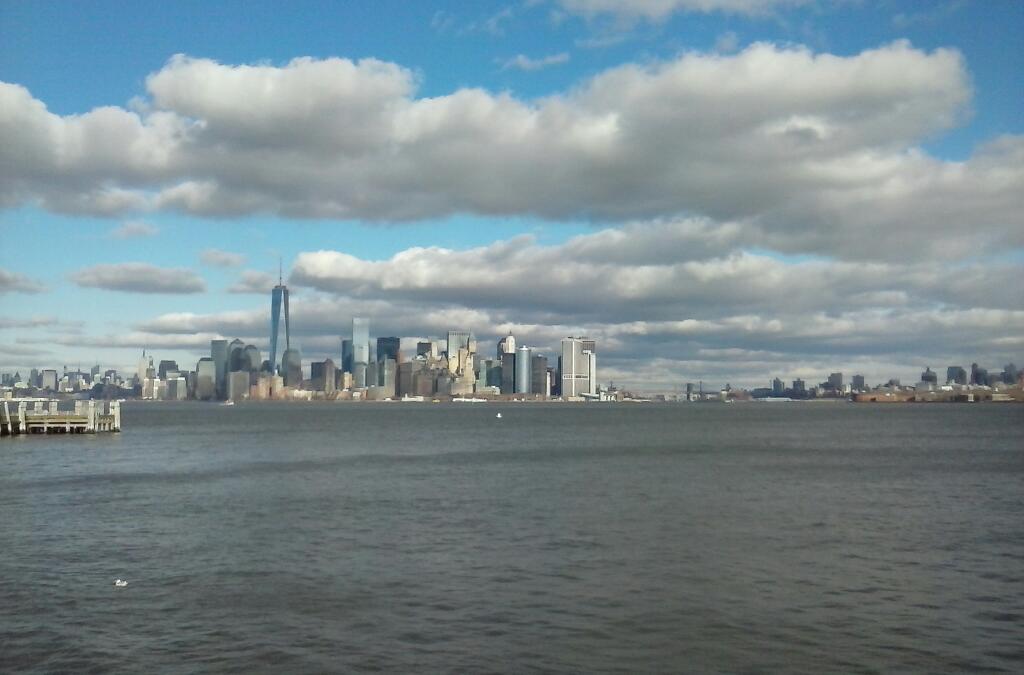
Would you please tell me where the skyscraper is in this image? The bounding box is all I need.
[211,339,228,399]
[352,318,369,387]
[515,346,532,394]
[376,337,401,384]
[269,262,290,376]
[561,337,596,397]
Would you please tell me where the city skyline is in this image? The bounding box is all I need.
[2,1,1023,390]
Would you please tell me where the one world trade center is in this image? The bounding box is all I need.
[269,264,290,375]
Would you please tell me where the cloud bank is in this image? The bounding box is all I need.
[2,43,1019,262]
[69,263,206,294]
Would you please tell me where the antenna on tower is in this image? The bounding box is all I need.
[278,256,283,285]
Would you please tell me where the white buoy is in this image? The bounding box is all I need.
[495,413,502,419]
[114,579,128,587]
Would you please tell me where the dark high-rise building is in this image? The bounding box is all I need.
[793,378,807,394]
[851,374,865,391]
[970,363,989,386]
[827,372,843,390]
[311,359,336,394]
[211,339,228,399]
[417,341,437,358]
[376,337,401,379]
[1003,363,1019,384]
[157,360,179,380]
[340,339,353,373]
[772,378,785,396]
[921,367,937,384]
[946,366,967,385]
[269,264,291,376]
[500,352,516,394]
[282,348,302,387]
[531,355,548,396]
[228,339,245,372]
[196,358,216,400]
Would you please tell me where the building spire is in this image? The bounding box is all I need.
[278,256,283,285]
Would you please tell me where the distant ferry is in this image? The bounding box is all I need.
[452,397,488,403]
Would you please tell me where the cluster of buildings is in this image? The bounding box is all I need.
[2,276,1020,404]
[734,363,1022,402]
[128,276,600,402]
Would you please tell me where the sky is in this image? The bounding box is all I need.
[1,0,1022,391]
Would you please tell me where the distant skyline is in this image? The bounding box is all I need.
[1,1,1022,389]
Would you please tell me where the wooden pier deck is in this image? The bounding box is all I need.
[0,399,121,436]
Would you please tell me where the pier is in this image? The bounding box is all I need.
[0,399,121,436]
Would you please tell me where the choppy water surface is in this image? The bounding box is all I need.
[2,402,1022,673]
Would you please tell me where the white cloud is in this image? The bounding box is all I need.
[199,248,246,267]
[557,0,809,21]
[2,44,1017,262]
[109,220,159,239]
[227,269,276,294]
[69,263,206,294]
[501,52,571,71]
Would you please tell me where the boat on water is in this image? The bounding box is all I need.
[221,400,235,406]
[452,397,488,403]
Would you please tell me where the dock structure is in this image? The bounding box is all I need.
[0,399,121,436]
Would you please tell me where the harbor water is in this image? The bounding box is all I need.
[1,402,1022,672]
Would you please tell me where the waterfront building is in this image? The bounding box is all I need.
[947,366,967,385]
[515,346,532,394]
[497,333,516,361]
[311,359,336,394]
[41,369,58,391]
[282,348,302,388]
[500,352,516,394]
[921,367,938,384]
[560,337,596,398]
[772,378,785,397]
[352,318,369,386]
[195,358,216,400]
[228,339,245,372]
[211,339,228,399]
[135,350,155,384]
[243,345,261,373]
[376,337,401,380]
[228,371,250,402]
[417,341,437,359]
[531,355,548,396]
[380,358,397,397]
[340,339,353,374]
[827,372,843,391]
[157,360,178,380]
[269,268,291,375]
[851,375,865,391]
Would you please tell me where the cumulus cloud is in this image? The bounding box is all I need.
[121,216,1022,390]
[557,0,809,20]
[2,44,1018,261]
[109,220,159,238]
[200,248,246,267]
[227,269,276,293]
[501,52,571,71]
[69,263,206,293]
[0,268,46,294]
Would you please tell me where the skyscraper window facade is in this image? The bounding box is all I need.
[269,272,291,375]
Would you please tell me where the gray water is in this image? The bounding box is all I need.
[1,402,1022,673]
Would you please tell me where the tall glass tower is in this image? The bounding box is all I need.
[269,262,290,375]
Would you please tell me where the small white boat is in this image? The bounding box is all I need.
[495,413,503,419]
[114,579,128,587]
[221,400,235,406]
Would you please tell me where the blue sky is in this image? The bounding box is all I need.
[1,1,1022,389]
